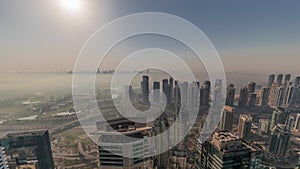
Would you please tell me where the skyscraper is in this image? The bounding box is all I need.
[258,119,270,135]
[196,131,262,169]
[174,82,181,113]
[268,83,280,107]
[286,116,295,131]
[270,108,290,131]
[200,81,210,107]
[285,85,298,107]
[142,75,149,102]
[268,74,276,88]
[153,81,160,104]
[238,86,248,108]
[294,114,300,131]
[188,83,198,108]
[247,81,256,93]
[247,93,257,107]
[294,76,300,87]
[269,124,291,158]
[162,79,171,104]
[0,130,54,169]
[260,87,270,106]
[284,74,291,83]
[276,74,284,86]
[225,84,235,106]
[219,106,235,131]
[169,77,174,100]
[181,81,189,106]
[238,114,252,142]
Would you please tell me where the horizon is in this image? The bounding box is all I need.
[1,0,300,73]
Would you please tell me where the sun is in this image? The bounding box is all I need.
[61,0,81,11]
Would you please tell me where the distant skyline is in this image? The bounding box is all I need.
[1,0,300,74]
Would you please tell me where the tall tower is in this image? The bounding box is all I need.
[269,124,291,158]
[294,76,300,87]
[294,114,300,131]
[174,81,181,113]
[268,74,275,88]
[284,74,291,83]
[142,75,149,102]
[162,79,171,104]
[238,114,252,142]
[200,81,210,107]
[285,85,298,107]
[188,83,198,108]
[276,74,284,86]
[153,81,160,104]
[169,77,174,100]
[270,108,289,131]
[225,83,235,106]
[286,116,295,131]
[260,87,270,106]
[268,83,280,107]
[238,86,248,108]
[247,81,256,93]
[219,106,235,131]
[247,93,257,107]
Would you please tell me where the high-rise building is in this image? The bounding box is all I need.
[0,130,54,169]
[270,108,290,131]
[225,84,235,106]
[153,81,160,104]
[294,76,300,87]
[276,74,284,86]
[200,81,210,107]
[219,106,235,131]
[247,93,257,107]
[247,82,256,93]
[188,83,198,108]
[258,119,270,135]
[268,83,279,106]
[162,79,171,104]
[260,87,270,106]
[268,83,282,107]
[268,74,276,88]
[269,124,291,158]
[238,86,248,108]
[95,118,153,169]
[142,75,149,102]
[0,147,8,169]
[212,79,223,108]
[181,81,189,106]
[294,114,300,131]
[169,77,174,100]
[196,131,262,169]
[169,150,186,169]
[286,116,295,131]
[238,114,252,142]
[174,82,181,113]
[153,114,170,168]
[285,85,298,107]
[284,74,291,83]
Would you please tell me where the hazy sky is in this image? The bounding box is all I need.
[1,0,300,74]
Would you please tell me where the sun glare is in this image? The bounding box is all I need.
[61,0,81,11]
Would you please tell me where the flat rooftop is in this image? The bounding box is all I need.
[3,130,48,139]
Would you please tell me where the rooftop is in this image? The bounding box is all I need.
[3,130,48,139]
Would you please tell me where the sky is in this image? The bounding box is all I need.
[0,0,300,74]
